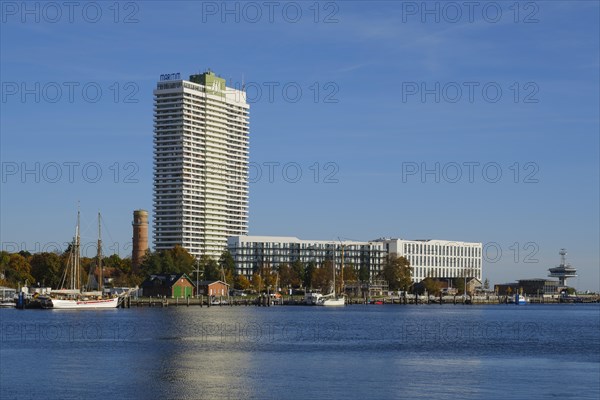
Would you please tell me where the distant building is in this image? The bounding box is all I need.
[375,238,482,283]
[132,210,149,269]
[141,273,195,298]
[227,235,386,280]
[517,279,562,295]
[494,283,519,296]
[495,279,562,296]
[196,280,229,297]
[153,70,249,258]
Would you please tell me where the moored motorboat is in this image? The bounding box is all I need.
[304,291,323,305]
[515,293,528,305]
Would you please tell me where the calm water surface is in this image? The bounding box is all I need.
[1,304,599,399]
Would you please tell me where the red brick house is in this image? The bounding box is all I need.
[141,273,195,298]
[196,280,230,297]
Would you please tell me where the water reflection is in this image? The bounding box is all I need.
[1,304,599,399]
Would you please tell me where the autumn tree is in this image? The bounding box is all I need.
[382,255,412,291]
[0,251,9,286]
[343,265,358,282]
[101,254,138,287]
[1,253,34,287]
[277,263,301,288]
[422,277,443,296]
[277,264,291,288]
[311,260,334,293]
[234,274,251,290]
[251,273,263,292]
[310,268,329,293]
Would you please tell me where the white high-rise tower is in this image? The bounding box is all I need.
[153,70,249,257]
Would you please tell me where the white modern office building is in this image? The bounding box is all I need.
[153,71,249,257]
[227,236,386,279]
[375,238,482,283]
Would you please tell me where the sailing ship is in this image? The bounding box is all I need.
[317,245,345,307]
[41,211,121,309]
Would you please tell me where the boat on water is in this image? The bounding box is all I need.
[515,293,528,305]
[0,299,16,308]
[304,291,323,305]
[41,211,125,310]
[0,287,16,308]
[316,248,346,307]
[317,294,345,306]
[44,294,120,309]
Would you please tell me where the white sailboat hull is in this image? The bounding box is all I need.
[317,297,345,306]
[48,297,120,309]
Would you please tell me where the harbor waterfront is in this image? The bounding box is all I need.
[1,304,599,399]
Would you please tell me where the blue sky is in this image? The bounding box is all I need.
[1,1,598,291]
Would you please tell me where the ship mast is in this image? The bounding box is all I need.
[73,210,81,291]
[97,212,102,292]
[332,244,336,296]
[340,243,345,296]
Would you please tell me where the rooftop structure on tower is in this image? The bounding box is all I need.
[548,249,577,286]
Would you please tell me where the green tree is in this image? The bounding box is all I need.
[453,278,466,295]
[198,255,220,281]
[219,251,236,275]
[483,278,490,290]
[290,259,305,287]
[103,254,130,273]
[304,261,316,288]
[30,252,63,288]
[277,263,291,288]
[140,246,195,275]
[382,255,412,291]
[140,251,161,274]
[169,245,195,274]
[359,264,370,283]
